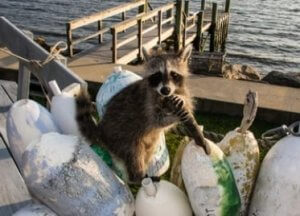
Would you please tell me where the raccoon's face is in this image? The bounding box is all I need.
[143,45,192,97]
[147,60,184,97]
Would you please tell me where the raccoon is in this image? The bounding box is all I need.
[76,45,208,184]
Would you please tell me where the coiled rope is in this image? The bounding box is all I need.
[0,41,67,104]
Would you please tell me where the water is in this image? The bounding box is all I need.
[1,0,299,74]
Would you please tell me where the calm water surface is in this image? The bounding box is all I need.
[1,0,299,74]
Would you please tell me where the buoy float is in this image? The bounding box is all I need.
[182,139,241,216]
[249,121,300,216]
[96,66,142,117]
[6,99,59,168]
[218,91,260,215]
[49,80,81,135]
[95,67,170,178]
[22,132,135,216]
[12,203,57,216]
[135,178,192,216]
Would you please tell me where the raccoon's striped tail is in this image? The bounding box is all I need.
[76,89,102,145]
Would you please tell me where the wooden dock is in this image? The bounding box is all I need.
[66,0,230,68]
[0,80,33,215]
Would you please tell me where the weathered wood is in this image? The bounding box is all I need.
[210,3,218,52]
[69,0,146,29]
[0,17,86,91]
[17,61,31,100]
[66,23,73,57]
[225,0,231,13]
[196,11,204,51]
[183,0,189,47]
[0,80,17,102]
[112,28,117,63]
[0,136,32,215]
[0,81,33,215]
[201,0,206,11]
[138,0,148,14]
[138,19,143,60]
[158,10,162,44]
[98,20,103,43]
[175,0,184,51]
[72,27,110,45]
[117,34,138,49]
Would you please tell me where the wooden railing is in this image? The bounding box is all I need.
[110,2,175,63]
[66,0,148,57]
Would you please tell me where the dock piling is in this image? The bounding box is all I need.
[175,0,185,51]
[210,3,218,52]
[225,0,231,13]
[201,0,206,11]
[196,11,204,51]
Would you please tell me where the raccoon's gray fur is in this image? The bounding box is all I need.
[76,45,204,183]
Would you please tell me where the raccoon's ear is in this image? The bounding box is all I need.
[142,47,151,61]
[178,45,193,62]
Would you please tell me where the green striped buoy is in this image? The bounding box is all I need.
[182,139,241,216]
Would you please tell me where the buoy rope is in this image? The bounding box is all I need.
[0,41,67,104]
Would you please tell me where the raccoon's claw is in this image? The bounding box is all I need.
[169,95,184,110]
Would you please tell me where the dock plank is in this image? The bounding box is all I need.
[0,136,32,215]
[0,80,33,215]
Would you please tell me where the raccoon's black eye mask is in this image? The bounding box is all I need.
[148,72,162,87]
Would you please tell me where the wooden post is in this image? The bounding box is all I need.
[98,20,103,43]
[138,19,143,60]
[201,0,206,11]
[166,8,173,25]
[175,0,184,51]
[158,10,162,45]
[196,11,204,51]
[139,0,148,14]
[112,28,117,63]
[122,11,126,21]
[183,0,189,48]
[210,3,218,52]
[66,23,73,57]
[122,12,126,32]
[17,62,31,100]
[225,0,231,12]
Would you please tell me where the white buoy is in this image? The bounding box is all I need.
[12,203,57,216]
[96,66,142,117]
[249,122,300,216]
[135,178,192,216]
[218,91,260,215]
[182,139,241,216]
[22,132,135,216]
[95,67,170,178]
[49,80,81,136]
[6,99,59,168]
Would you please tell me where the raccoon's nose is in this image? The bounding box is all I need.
[160,86,171,96]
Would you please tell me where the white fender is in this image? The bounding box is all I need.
[135,178,192,216]
[96,66,142,117]
[218,128,260,215]
[22,132,135,216]
[12,203,57,216]
[182,139,241,216]
[95,67,169,178]
[249,133,300,216]
[49,81,81,136]
[6,99,59,168]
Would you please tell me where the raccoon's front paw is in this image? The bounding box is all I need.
[165,95,190,122]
